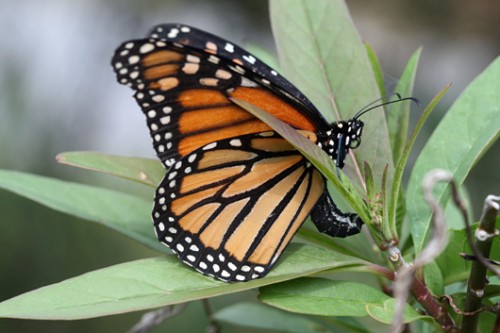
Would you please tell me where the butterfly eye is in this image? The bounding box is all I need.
[349,137,361,149]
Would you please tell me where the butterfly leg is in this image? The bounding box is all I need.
[310,190,363,238]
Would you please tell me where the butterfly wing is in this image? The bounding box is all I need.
[147,24,324,121]
[111,24,363,282]
[111,23,329,168]
[153,131,324,282]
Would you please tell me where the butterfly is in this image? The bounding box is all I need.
[112,23,366,282]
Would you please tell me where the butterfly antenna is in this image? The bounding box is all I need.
[354,93,401,116]
[353,95,420,120]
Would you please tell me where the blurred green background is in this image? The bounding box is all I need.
[0,0,498,332]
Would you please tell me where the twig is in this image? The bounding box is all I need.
[461,195,500,333]
[440,295,483,316]
[391,169,456,333]
[459,253,500,266]
[202,299,221,333]
[494,313,500,333]
[126,303,187,333]
[461,195,500,277]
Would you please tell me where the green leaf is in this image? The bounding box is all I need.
[477,312,498,333]
[365,299,432,325]
[0,169,163,251]
[388,85,450,238]
[443,185,474,230]
[245,44,280,71]
[232,98,369,223]
[364,42,386,98]
[439,217,500,287]
[408,56,500,254]
[259,277,390,317]
[215,302,373,333]
[213,302,327,333]
[435,227,475,285]
[270,0,392,187]
[485,280,500,299]
[387,48,422,164]
[297,225,365,260]
[423,261,444,296]
[56,151,164,187]
[364,162,375,201]
[0,245,366,320]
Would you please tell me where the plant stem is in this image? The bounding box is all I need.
[392,170,459,333]
[202,299,221,333]
[410,276,456,332]
[493,312,500,333]
[392,258,457,332]
[126,304,187,333]
[461,195,500,333]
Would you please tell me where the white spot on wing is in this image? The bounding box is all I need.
[128,55,140,65]
[167,28,179,38]
[203,142,217,150]
[139,43,155,53]
[224,43,235,53]
[208,55,220,64]
[229,139,242,146]
[152,95,165,103]
[186,54,200,63]
[242,55,256,64]
[215,69,232,80]
[240,77,257,87]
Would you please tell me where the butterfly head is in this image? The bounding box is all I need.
[321,119,364,169]
[320,95,420,170]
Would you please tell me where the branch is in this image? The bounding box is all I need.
[391,169,457,333]
[126,304,187,333]
[203,298,221,333]
[461,194,500,333]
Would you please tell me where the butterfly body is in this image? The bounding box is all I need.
[112,24,363,282]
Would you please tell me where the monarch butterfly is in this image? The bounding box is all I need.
[112,23,374,282]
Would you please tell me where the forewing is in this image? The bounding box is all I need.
[111,24,328,168]
[148,23,325,121]
[152,132,324,282]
